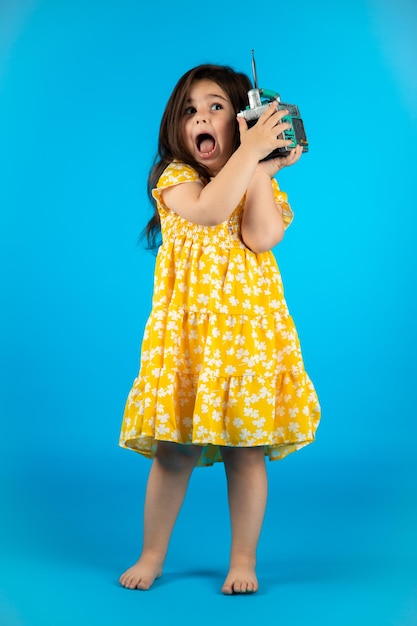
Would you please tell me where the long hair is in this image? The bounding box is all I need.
[143,64,252,249]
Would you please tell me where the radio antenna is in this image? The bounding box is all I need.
[251,49,258,89]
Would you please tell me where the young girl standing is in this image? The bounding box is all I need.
[119,64,320,594]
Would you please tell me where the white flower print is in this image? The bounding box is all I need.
[119,162,320,466]
[197,294,209,305]
[196,425,209,438]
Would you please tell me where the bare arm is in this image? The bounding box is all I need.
[241,170,285,253]
[161,104,292,226]
[241,145,303,253]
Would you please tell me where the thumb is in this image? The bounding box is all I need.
[236,114,248,137]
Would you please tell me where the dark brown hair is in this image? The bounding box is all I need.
[143,64,252,249]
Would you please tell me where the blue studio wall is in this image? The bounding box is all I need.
[1,1,416,625]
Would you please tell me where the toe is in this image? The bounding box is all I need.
[119,575,129,588]
[136,578,152,591]
[234,580,243,593]
[221,582,233,595]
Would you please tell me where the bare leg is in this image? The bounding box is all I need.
[220,446,268,594]
[119,441,202,590]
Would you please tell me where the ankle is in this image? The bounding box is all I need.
[140,549,166,568]
[229,552,257,569]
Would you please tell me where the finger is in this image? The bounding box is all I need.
[270,108,290,128]
[258,101,278,123]
[286,148,299,162]
[276,108,289,121]
[273,119,292,135]
[236,114,248,135]
[291,145,303,161]
[276,140,294,151]
[281,145,302,165]
[267,106,289,121]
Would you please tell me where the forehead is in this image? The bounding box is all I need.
[187,79,229,102]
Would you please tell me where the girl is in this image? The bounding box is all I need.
[119,64,320,594]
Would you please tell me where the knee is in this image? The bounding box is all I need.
[155,441,202,472]
[221,446,266,473]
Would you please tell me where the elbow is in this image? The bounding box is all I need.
[242,225,284,254]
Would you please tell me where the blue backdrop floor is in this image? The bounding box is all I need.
[1,1,417,624]
[1,450,416,626]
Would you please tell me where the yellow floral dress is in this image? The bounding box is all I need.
[119,161,320,466]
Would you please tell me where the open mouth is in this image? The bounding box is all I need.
[196,133,216,156]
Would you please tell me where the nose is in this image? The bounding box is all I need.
[196,115,207,125]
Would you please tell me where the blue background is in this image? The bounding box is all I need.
[1,0,416,624]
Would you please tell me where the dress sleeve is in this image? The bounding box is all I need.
[151,161,203,211]
[272,178,294,229]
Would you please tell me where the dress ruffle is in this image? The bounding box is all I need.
[121,312,320,466]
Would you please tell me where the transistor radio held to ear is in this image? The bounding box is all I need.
[238,50,308,160]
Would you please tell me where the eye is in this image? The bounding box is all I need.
[184,106,196,115]
[211,103,223,111]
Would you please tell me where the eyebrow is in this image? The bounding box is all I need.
[186,93,228,103]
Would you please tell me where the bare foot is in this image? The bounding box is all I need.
[221,563,259,595]
[119,555,163,591]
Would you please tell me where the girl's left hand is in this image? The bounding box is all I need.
[256,144,303,177]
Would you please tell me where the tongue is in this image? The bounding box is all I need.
[199,137,215,153]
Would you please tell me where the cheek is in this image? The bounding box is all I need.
[182,122,196,157]
[222,120,237,151]
[182,119,191,142]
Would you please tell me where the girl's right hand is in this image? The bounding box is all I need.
[237,102,293,161]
